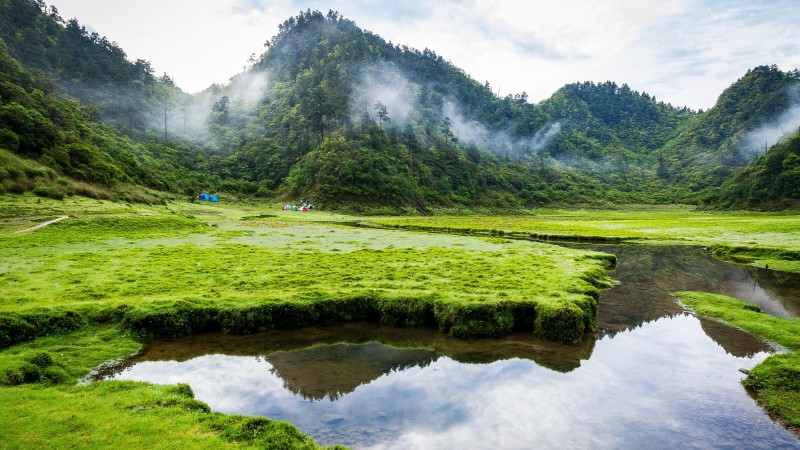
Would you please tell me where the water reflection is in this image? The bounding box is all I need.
[267,343,438,401]
[104,315,796,449]
[97,322,597,377]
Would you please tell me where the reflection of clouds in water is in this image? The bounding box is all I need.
[113,315,795,449]
[115,356,291,414]
[364,315,783,450]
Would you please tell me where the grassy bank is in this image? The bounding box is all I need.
[677,292,800,433]
[0,326,332,449]
[0,194,614,343]
[364,207,800,273]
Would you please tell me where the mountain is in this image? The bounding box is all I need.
[660,65,800,198]
[0,8,215,201]
[212,10,702,208]
[1,4,798,210]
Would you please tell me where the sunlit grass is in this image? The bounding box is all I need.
[0,194,613,342]
[365,208,800,272]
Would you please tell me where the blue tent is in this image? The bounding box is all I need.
[210,194,219,202]
[198,193,210,201]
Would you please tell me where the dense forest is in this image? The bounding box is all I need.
[0,2,798,210]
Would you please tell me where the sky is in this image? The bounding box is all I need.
[49,0,800,110]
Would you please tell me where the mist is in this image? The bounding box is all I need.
[226,71,270,112]
[740,84,800,159]
[349,63,565,162]
[350,63,418,127]
[444,101,561,161]
[159,69,271,142]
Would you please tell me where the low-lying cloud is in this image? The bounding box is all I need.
[740,83,800,159]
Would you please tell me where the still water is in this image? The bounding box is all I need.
[100,246,800,449]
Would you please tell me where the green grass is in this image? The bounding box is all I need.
[0,325,334,449]
[365,207,800,273]
[0,195,614,342]
[0,193,616,448]
[0,382,326,449]
[677,292,800,433]
[5,194,799,447]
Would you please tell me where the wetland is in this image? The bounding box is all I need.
[2,196,800,448]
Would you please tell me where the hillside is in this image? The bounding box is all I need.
[662,65,800,197]
[1,4,799,209]
[711,132,800,209]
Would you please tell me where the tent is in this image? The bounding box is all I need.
[197,193,220,202]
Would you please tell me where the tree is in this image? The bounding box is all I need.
[441,116,457,144]
[213,96,230,122]
[375,101,390,128]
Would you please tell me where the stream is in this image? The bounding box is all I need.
[97,245,800,449]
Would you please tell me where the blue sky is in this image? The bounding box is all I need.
[50,0,799,109]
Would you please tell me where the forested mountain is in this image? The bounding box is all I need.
[660,65,800,197]
[0,3,798,210]
[209,10,701,208]
[0,37,217,201]
[0,0,186,137]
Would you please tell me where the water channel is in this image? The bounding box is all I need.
[97,245,800,449]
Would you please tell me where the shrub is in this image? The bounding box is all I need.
[19,362,42,383]
[3,369,23,385]
[41,366,69,384]
[0,315,36,348]
[28,352,54,368]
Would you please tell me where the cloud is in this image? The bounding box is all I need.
[350,63,419,127]
[50,0,800,109]
[740,84,800,158]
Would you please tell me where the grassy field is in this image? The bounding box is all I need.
[364,207,800,272]
[0,193,616,448]
[678,292,800,435]
[3,194,799,447]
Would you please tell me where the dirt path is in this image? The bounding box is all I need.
[13,215,69,234]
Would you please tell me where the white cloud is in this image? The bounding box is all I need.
[49,0,800,109]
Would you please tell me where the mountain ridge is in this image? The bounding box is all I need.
[0,3,798,210]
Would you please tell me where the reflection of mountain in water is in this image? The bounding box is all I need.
[696,317,771,357]
[744,267,800,317]
[266,342,438,401]
[92,322,597,387]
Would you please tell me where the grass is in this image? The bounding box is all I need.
[677,292,800,434]
[0,193,616,448]
[364,207,800,273]
[0,325,337,449]
[0,194,614,341]
[3,194,799,447]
